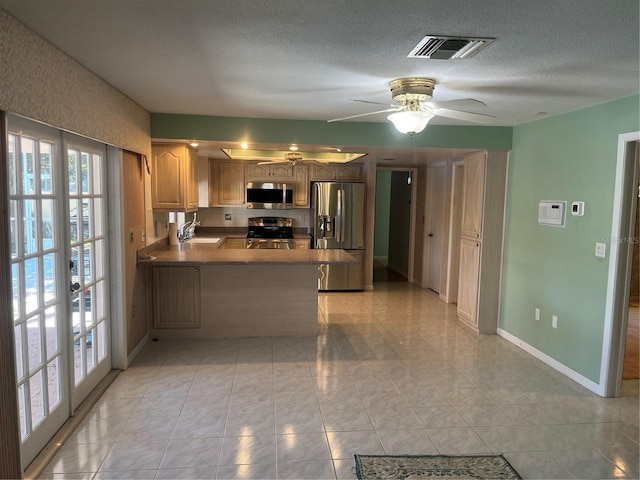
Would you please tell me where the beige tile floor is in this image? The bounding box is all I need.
[40,284,639,479]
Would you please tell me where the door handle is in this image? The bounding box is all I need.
[428,233,433,237]
[70,282,81,293]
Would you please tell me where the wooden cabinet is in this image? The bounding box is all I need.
[456,150,509,334]
[460,152,485,239]
[310,163,362,181]
[151,144,198,211]
[224,238,247,249]
[246,163,293,179]
[210,161,245,206]
[152,266,200,329]
[457,238,481,325]
[294,238,310,249]
[293,165,310,207]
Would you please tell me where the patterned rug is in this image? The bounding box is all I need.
[354,454,521,479]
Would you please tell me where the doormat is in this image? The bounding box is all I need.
[354,454,521,479]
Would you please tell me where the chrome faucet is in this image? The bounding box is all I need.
[178,212,200,243]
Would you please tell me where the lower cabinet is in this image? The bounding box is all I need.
[152,266,200,328]
[294,239,310,249]
[456,238,481,327]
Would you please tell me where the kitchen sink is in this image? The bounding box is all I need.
[188,237,221,244]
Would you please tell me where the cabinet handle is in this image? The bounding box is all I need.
[194,267,199,272]
[475,234,480,237]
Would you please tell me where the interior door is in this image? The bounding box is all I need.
[427,165,446,293]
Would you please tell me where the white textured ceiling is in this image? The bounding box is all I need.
[0,0,638,158]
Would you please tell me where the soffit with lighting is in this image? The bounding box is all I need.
[221,148,366,164]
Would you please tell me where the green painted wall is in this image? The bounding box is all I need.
[500,95,640,383]
[374,171,391,257]
[151,113,513,150]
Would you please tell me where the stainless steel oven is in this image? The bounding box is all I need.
[246,217,295,248]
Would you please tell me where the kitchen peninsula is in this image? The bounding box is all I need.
[139,242,357,338]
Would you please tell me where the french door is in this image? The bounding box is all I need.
[8,115,111,468]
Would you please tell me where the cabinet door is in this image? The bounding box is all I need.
[210,161,245,206]
[460,152,486,239]
[246,163,293,179]
[337,164,362,180]
[310,164,362,181]
[186,147,199,211]
[293,165,309,207]
[153,266,200,328]
[152,147,184,210]
[457,238,481,326]
[310,164,336,180]
[294,239,310,249]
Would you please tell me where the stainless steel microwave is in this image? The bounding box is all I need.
[246,182,294,209]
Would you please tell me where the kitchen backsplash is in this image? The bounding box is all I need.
[178,207,313,229]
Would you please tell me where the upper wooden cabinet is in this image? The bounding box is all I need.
[293,165,310,208]
[151,144,198,212]
[209,160,245,206]
[460,152,486,239]
[246,163,293,179]
[310,163,362,181]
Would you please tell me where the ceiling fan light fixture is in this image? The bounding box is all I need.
[387,111,434,135]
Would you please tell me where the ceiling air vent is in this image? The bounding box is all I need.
[408,35,494,59]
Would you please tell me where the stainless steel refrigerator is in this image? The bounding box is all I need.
[312,182,365,290]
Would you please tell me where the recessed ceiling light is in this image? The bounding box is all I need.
[289,145,298,151]
[189,142,199,147]
[241,142,248,149]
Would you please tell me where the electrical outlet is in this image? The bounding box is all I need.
[535,308,540,321]
[595,242,606,258]
[552,315,558,329]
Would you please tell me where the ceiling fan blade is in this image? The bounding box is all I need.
[327,107,402,123]
[432,108,495,124]
[350,99,395,107]
[427,98,487,109]
[257,160,290,165]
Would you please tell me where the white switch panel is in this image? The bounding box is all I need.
[552,315,558,329]
[595,242,606,258]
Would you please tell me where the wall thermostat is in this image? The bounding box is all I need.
[571,201,585,216]
[538,201,566,227]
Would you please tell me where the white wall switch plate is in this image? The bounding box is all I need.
[552,315,558,329]
[595,242,606,258]
[535,308,540,321]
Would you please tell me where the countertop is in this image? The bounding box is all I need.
[138,243,358,266]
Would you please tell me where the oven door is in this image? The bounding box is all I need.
[247,239,294,249]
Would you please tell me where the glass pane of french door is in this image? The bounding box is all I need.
[65,135,111,407]
[8,117,70,468]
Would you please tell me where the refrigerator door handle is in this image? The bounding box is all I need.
[336,188,343,243]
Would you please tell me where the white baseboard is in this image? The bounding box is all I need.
[497,328,604,396]
[126,333,149,369]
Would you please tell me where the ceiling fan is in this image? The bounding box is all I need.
[258,152,306,166]
[327,77,495,135]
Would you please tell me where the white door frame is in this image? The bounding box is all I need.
[602,131,640,397]
[376,167,417,283]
